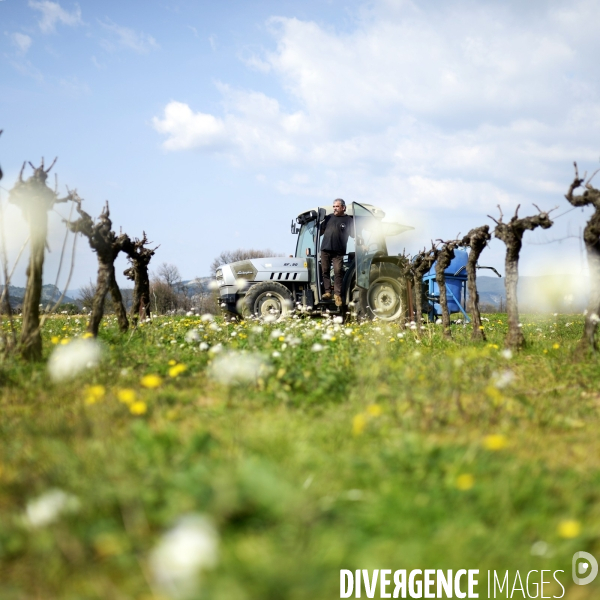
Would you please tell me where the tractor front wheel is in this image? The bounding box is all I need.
[242,282,294,322]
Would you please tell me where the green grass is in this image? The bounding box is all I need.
[1,313,599,599]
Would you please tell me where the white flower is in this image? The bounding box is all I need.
[184,329,201,343]
[322,333,333,341]
[435,319,442,325]
[333,316,343,324]
[591,313,600,324]
[209,322,220,331]
[311,343,324,352]
[493,370,515,389]
[199,342,209,351]
[47,339,102,382]
[500,349,513,360]
[397,332,404,338]
[270,329,284,339]
[344,328,353,335]
[149,514,219,599]
[208,343,222,354]
[201,313,214,322]
[251,326,264,334]
[272,351,281,357]
[208,351,269,385]
[25,489,80,528]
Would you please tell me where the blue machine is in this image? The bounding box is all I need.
[423,249,470,322]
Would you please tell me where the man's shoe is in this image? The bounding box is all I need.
[334,295,343,307]
[322,292,332,300]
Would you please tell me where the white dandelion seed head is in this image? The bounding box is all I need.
[47,338,102,382]
[25,489,80,528]
[311,343,324,352]
[208,351,270,385]
[493,369,515,389]
[149,514,219,599]
[333,316,343,324]
[501,349,513,360]
[201,314,214,322]
[184,329,201,343]
[208,343,223,354]
[199,342,209,351]
[272,350,281,357]
[209,322,220,331]
[270,329,284,339]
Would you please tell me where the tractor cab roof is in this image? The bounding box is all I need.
[296,203,385,223]
[295,203,413,237]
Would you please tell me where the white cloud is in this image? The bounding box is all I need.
[152,0,600,214]
[10,32,32,54]
[28,1,82,33]
[99,19,159,54]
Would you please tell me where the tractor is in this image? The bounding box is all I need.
[216,202,414,322]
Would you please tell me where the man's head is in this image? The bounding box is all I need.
[333,198,346,216]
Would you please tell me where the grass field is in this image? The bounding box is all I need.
[1,312,599,599]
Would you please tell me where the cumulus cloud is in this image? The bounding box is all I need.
[99,19,159,53]
[28,1,82,33]
[152,0,600,216]
[10,32,33,54]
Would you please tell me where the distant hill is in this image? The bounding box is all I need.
[1,284,77,309]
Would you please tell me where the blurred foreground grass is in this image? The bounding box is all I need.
[1,313,599,599]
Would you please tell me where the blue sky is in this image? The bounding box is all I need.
[1,0,599,291]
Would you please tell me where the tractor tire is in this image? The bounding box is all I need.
[356,263,408,322]
[242,281,294,322]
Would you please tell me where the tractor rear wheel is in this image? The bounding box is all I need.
[242,281,294,322]
[356,263,408,322]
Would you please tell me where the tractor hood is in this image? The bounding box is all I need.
[216,257,309,289]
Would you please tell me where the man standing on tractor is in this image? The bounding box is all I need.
[320,198,355,307]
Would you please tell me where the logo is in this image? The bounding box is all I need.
[572,551,598,585]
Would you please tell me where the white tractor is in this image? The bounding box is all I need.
[216,202,413,322]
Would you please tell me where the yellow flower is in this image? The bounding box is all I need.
[558,520,581,539]
[552,343,560,350]
[168,359,177,366]
[141,374,162,388]
[129,401,147,415]
[51,336,59,344]
[82,332,94,339]
[278,336,285,342]
[352,413,367,436]
[456,474,474,490]
[84,385,105,405]
[483,434,507,451]
[367,404,382,416]
[168,364,187,378]
[478,326,484,330]
[60,338,70,345]
[117,388,136,405]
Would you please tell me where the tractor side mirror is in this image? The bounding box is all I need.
[291,219,301,234]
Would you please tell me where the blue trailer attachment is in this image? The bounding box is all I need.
[423,249,470,322]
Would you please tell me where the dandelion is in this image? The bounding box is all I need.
[201,314,214,322]
[82,332,94,339]
[456,474,474,491]
[311,343,324,352]
[272,351,281,358]
[493,370,515,389]
[84,385,106,405]
[48,338,102,382]
[558,520,581,539]
[333,316,343,324]
[552,343,560,350]
[130,401,147,415]
[117,388,136,404]
[483,434,507,451]
[51,336,59,344]
[270,329,284,339]
[208,351,270,386]
[168,359,177,366]
[367,404,382,416]
[169,364,187,378]
[149,514,219,598]
[25,489,80,528]
[141,374,162,389]
[185,329,201,343]
[199,342,209,351]
[352,413,367,436]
